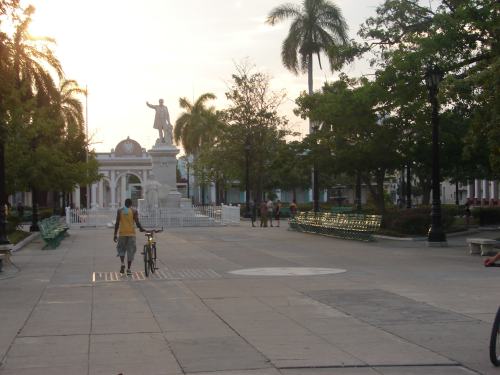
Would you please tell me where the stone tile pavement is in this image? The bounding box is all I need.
[0,224,498,374]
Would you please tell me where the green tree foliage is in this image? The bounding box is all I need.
[267,0,348,96]
[174,93,219,156]
[174,93,220,204]
[296,76,401,214]
[1,3,98,202]
[201,64,290,202]
[340,0,500,178]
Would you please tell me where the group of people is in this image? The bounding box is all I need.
[249,198,297,228]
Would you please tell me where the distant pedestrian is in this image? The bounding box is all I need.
[267,198,274,227]
[275,200,281,227]
[289,199,297,218]
[465,202,471,227]
[259,201,268,227]
[17,201,24,220]
[250,200,257,227]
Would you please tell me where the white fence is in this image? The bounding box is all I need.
[66,205,240,228]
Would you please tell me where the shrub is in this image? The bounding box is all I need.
[5,214,21,234]
[472,207,500,226]
[382,207,456,236]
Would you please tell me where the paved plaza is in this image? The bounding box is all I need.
[0,224,499,375]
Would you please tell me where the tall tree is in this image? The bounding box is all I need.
[174,93,218,155]
[266,0,348,103]
[218,64,290,202]
[174,93,219,204]
[341,0,500,176]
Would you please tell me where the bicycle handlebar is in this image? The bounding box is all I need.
[144,228,163,235]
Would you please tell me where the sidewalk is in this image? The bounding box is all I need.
[0,224,498,374]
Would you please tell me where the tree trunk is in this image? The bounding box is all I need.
[406,164,412,209]
[0,138,9,244]
[362,169,387,215]
[375,170,386,215]
[355,172,362,212]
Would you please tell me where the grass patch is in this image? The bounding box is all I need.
[7,230,31,245]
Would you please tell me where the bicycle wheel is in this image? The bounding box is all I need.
[148,246,155,274]
[143,244,149,277]
[490,306,500,366]
[149,244,157,274]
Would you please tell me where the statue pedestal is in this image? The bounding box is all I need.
[148,141,179,190]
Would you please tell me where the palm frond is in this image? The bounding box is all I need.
[266,3,301,25]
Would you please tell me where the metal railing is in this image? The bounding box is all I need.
[66,205,240,228]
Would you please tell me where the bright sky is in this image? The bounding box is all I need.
[25,0,381,153]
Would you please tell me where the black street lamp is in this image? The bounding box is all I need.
[30,188,39,232]
[0,136,11,245]
[244,141,251,218]
[425,64,447,245]
[312,125,320,213]
[186,161,190,200]
[313,163,319,213]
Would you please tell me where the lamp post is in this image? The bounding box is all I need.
[244,141,251,218]
[312,126,320,213]
[0,135,10,245]
[186,160,190,200]
[425,64,447,245]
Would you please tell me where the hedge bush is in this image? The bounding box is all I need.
[472,207,500,226]
[381,206,457,236]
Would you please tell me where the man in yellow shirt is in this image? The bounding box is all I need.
[113,199,144,276]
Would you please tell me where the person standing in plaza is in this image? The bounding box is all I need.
[274,199,281,227]
[289,199,297,218]
[113,198,145,276]
[259,201,268,227]
[266,197,274,227]
[250,200,257,227]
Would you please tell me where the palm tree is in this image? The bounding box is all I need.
[267,0,347,213]
[8,6,63,230]
[174,93,218,154]
[12,6,62,103]
[174,93,219,204]
[57,79,86,137]
[267,0,348,109]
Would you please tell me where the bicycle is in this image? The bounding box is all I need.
[485,261,500,366]
[143,229,162,277]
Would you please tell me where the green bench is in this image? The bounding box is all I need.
[289,212,382,241]
[39,216,69,249]
[331,206,353,214]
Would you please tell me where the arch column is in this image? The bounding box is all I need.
[482,179,490,205]
[74,185,81,208]
[98,180,104,208]
[492,181,498,203]
[121,174,127,205]
[91,183,97,208]
[474,179,481,204]
[110,171,117,208]
[467,181,474,201]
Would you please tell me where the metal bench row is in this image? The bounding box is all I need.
[39,216,69,249]
[289,212,382,241]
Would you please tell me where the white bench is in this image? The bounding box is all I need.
[466,238,499,256]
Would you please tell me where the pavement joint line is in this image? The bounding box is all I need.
[0,243,72,368]
[305,289,463,368]
[278,363,466,370]
[182,282,280,373]
[87,250,96,375]
[137,280,185,373]
[254,293,368,367]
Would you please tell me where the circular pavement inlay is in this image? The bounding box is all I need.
[229,267,347,276]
